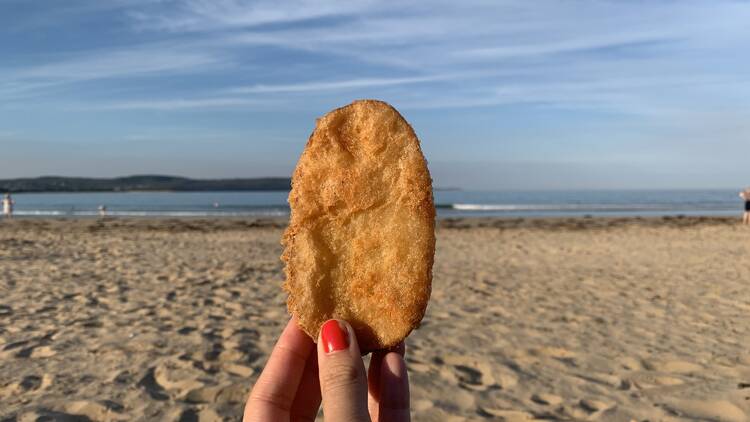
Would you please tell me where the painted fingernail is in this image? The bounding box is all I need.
[321,319,349,353]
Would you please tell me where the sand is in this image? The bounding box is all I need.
[1,216,749,421]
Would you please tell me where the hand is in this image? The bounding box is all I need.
[243,318,410,422]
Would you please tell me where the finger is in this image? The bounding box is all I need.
[317,319,370,422]
[368,342,405,420]
[367,350,384,420]
[290,350,321,422]
[244,317,314,422]
[378,352,410,422]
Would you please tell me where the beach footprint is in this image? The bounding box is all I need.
[530,393,563,407]
[659,399,747,422]
[137,357,210,401]
[644,359,703,375]
[436,355,515,391]
[0,374,53,399]
[63,400,129,421]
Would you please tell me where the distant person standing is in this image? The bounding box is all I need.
[741,189,750,225]
[98,205,107,217]
[2,193,14,218]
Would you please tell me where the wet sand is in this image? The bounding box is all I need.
[1,217,749,421]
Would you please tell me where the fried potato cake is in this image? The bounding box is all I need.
[282,99,435,352]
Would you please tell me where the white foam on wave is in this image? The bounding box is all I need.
[451,203,694,212]
[14,210,67,216]
[11,209,289,217]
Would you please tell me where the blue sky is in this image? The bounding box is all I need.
[1,0,749,189]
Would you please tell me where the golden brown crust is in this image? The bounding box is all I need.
[282,99,435,352]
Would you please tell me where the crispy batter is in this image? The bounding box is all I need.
[282,99,435,352]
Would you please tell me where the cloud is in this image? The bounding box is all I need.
[24,48,220,81]
[128,0,378,32]
[227,75,451,94]
[0,42,227,101]
[111,0,750,114]
[96,97,266,110]
[3,0,750,117]
[454,33,674,61]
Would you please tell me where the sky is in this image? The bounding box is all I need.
[1,0,749,190]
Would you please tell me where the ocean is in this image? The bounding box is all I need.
[3,189,744,218]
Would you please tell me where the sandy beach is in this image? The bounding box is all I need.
[1,216,750,421]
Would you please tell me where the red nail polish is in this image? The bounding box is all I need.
[321,320,348,353]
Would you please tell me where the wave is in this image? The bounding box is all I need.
[447,203,736,212]
[13,209,288,217]
[9,201,739,218]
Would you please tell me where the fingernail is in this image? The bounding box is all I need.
[321,319,349,353]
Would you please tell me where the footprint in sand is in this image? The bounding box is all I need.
[184,382,247,405]
[627,371,685,388]
[138,357,211,401]
[29,345,56,358]
[222,328,263,365]
[2,335,57,359]
[660,399,747,422]
[11,401,128,422]
[63,400,129,421]
[573,371,630,390]
[170,407,223,422]
[138,368,170,401]
[150,358,209,399]
[0,374,53,398]
[645,359,703,374]
[405,357,432,374]
[532,346,577,360]
[617,356,643,371]
[477,408,541,421]
[221,362,254,378]
[436,355,516,391]
[530,393,563,406]
[578,398,614,414]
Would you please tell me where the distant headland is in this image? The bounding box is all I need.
[0,175,292,193]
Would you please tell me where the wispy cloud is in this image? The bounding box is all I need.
[454,32,674,60]
[3,0,750,116]
[0,42,227,101]
[128,0,378,32]
[227,75,451,94]
[97,97,266,110]
[24,48,220,81]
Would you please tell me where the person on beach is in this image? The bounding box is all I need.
[2,193,14,218]
[244,318,410,422]
[741,189,750,225]
[98,205,107,217]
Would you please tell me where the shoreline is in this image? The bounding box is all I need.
[0,215,742,233]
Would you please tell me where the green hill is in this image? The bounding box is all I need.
[0,175,291,193]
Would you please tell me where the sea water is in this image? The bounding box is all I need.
[4,189,743,218]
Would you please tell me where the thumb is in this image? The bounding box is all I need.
[317,319,370,422]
